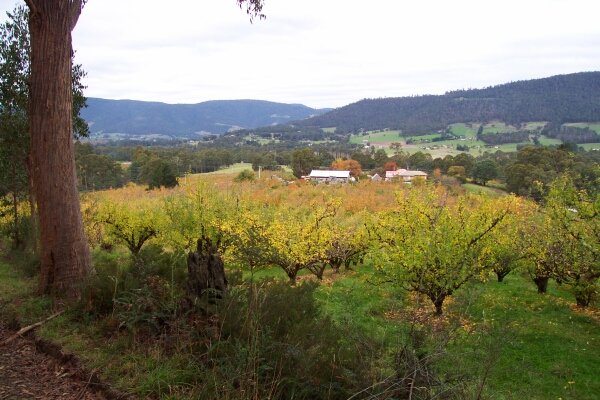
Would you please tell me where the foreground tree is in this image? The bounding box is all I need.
[23,0,265,298]
[24,0,91,296]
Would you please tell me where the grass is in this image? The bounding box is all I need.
[1,248,599,399]
[449,122,479,137]
[482,121,518,134]
[537,136,562,146]
[352,123,564,158]
[451,274,600,399]
[0,256,51,326]
[522,121,547,131]
[349,130,402,145]
[316,265,600,399]
[462,183,507,198]
[204,162,254,175]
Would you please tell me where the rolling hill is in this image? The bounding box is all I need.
[299,72,600,134]
[81,98,331,138]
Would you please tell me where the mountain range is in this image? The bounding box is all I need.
[299,71,600,134]
[81,98,331,138]
[81,72,600,140]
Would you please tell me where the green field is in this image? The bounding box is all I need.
[206,162,254,175]
[481,121,518,134]
[462,183,507,198]
[449,122,479,137]
[349,130,402,145]
[349,121,600,158]
[537,136,562,146]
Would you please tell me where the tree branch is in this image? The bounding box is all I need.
[1,310,64,346]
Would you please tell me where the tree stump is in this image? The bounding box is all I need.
[187,237,227,302]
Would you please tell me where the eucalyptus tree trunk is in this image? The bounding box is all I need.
[26,0,91,297]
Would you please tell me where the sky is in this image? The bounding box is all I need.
[0,0,599,109]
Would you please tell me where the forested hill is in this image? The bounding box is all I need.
[300,72,600,134]
[81,98,331,137]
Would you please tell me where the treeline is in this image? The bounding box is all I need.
[298,72,600,134]
[395,145,599,200]
[76,143,241,191]
[542,123,600,143]
[478,131,530,145]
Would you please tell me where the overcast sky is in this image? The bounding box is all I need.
[1,0,599,108]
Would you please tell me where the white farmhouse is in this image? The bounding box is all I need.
[305,170,351,183]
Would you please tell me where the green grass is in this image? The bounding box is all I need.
[482,122,518,134]
[349,130,402,145]
[316,267,405,343]
[0,257,51,325]
[403,133,442,142]
[462,183,507,198]
[322,127,336,133]
[522,121,547,131]
[205,162,254,175]
[0,259,30,299]
[317,268,599,399]
[449,122,479,137]
[537,135,562,146]
[451,275,600,399]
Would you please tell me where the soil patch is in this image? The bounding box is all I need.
[0,321,106,400]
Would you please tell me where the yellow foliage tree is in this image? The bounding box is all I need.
[266,198,340,283]
[372,185,518,315]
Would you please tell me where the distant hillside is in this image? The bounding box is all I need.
[81,98,331,137]
[300,72,600,134]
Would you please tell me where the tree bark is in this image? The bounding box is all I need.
[496,270,509,282]
[187,237,227,301]
[533,276,548,294]
[11,189,21,249]
[27,1,91,298]
[429,293,446,316]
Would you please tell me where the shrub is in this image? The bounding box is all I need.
[192,279,385,399]
[234,169,256,182]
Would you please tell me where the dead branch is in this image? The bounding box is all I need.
[1,310,64,346]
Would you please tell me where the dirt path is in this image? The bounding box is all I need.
[0,321,106,400]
